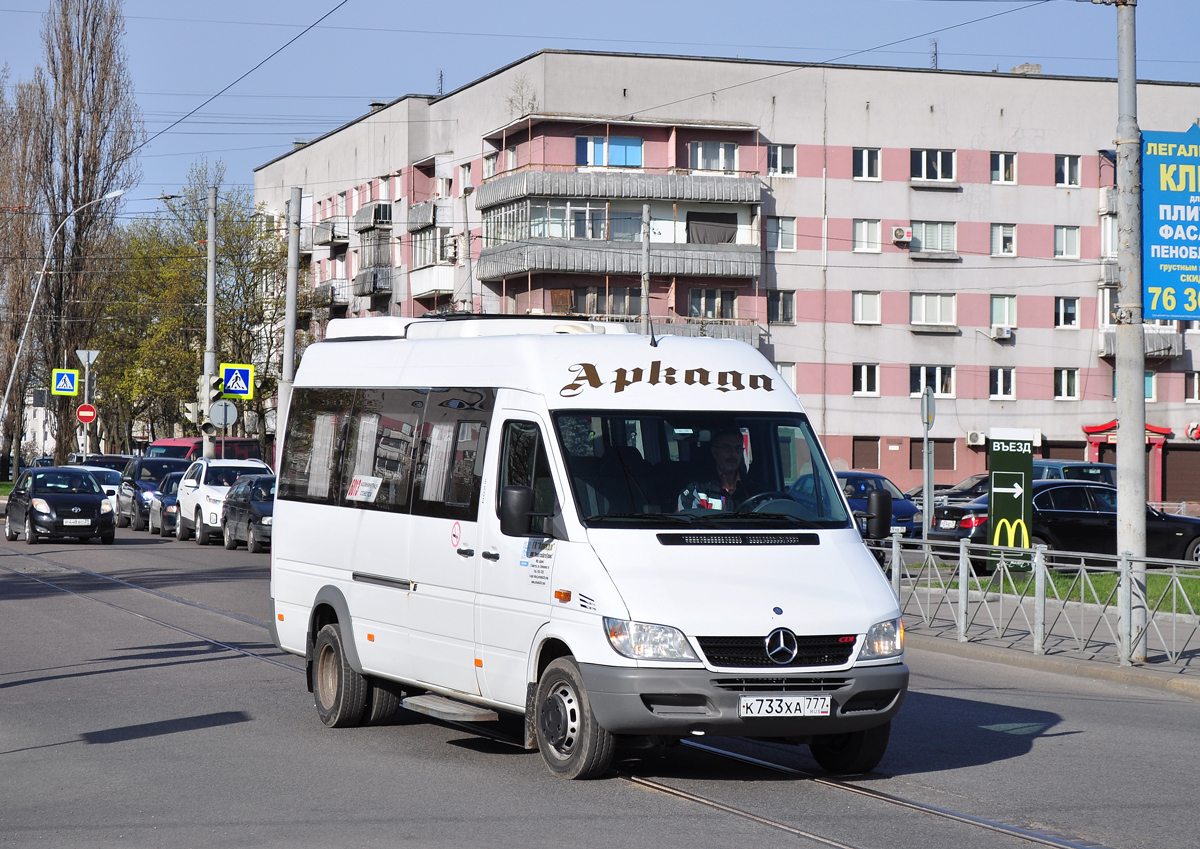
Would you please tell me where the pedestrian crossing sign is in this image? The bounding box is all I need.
[220,363,254,399]
[51,369,80,396]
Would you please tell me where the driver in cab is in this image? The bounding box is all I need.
[678,429,761,511]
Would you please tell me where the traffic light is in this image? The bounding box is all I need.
[181,401,199,424]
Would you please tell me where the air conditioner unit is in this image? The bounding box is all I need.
[966,430,987,446]
[990,325,1013,340]
[892,226,913,243]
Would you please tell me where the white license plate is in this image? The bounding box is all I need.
[940,519,957,530]
[738,695,830,718]
[62,518,91,526]
[890,525,904,534]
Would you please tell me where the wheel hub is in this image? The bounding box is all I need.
[539,693,569,747]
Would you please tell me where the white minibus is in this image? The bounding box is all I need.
[269,315,907,779]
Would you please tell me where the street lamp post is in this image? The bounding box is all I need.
[0,189,126,475]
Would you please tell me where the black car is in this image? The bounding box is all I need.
[221,475,274,553]
[3,467,116,545]
[929,479,1200,562]
[117,457,192,531]
[83,454,135,473]
[148,472,185,537]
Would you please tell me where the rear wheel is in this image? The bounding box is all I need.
[195,510,210,545]
[809,720,891,775]
[247,524,264,554]
[365,677,402,725]
[223,521,238,550]
[175,513,191,541]
[132,507,145,532]
[534,657,614,780]
[24,514,38,545]
[4,514,17,542]
[116,505,130,528]
[312,624,368,728]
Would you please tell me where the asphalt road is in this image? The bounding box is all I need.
[1,527,1195,849]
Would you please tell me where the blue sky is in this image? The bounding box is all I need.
[2,0,1198,221]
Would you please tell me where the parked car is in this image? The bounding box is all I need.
[146,437,264,462]
[148,472,184,536]
[909,473,988,509]
[929,479,1200,563]
[175,458,272,544]
[3,467,115,545]
[836,471,921,538]
[82,454,135,473]
[1032,460,1116,486]
[65,465,122,513]
[116,457,192,531]
[221,475,275,553]
[33,456,55,468]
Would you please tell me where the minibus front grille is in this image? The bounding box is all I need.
[711,677,851,693]
[657,533,819,546]
[697,635,856,668]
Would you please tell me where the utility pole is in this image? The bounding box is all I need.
[278,187,301,469]
[640,203,651,335]
[204,186,217,460]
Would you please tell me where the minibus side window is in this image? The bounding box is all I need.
[278,388,355,505]
[498,421,559,534]
[411,389,495,521]
[340,389,426,513]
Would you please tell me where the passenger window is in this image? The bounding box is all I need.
[1049,487,1091,512]
[411,389,494,521]
[1033,491,1054,511]
[498,421,559,533]
[1091,488,1117,513]
[341,389,425,513]
[278,388,355,505]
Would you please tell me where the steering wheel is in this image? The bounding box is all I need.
[737,491,794,513]
[735,491,821,522]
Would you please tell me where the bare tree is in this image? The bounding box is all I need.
[28,0,142,462]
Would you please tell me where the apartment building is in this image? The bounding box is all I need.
[253,50,1200,499]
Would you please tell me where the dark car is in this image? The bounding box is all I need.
[83,454,135,473]
[837,471,921,538]
[117,457,192,531]
[221,475,274,553]
[929,479,1200,563]
[148,472,185,537]
[3,467,115,545]
[1032,460,1116,486]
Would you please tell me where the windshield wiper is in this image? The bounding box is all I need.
[584,512,699,524]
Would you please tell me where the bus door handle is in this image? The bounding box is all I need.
[482,550,500,561]
[456,547,474,558]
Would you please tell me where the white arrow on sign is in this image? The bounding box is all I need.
[993,482,1024,499]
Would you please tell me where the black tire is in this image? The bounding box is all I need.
[247,524,264,554]
[175,513,191,541]
[312,623,368,728]
[809,720,891,775]
[1184,537,1200,564]
[100,532,114,545]
[25,514,38,545]
[223,521,238,550]
[364,677,402,725]
[132,507,145,532]
[534,656,615,780]
[195,510,210,545]
[4,513,17,542]
[116,505,129,528]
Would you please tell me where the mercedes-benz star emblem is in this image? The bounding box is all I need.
[765,628,799,665]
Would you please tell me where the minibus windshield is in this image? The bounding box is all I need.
[554,411,851,529]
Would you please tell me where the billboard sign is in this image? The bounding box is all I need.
[988,428,1034,550]
[1144,124,1200,320]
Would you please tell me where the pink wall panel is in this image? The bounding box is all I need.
[823,435,852,467]
[957,221,990,258]
[826,289,852,323]
[796,289,826,323]
[1158,371,1185,404]
[882,291,909,325]
[1020,223,1055,258]
[881,148,909,182]
[796,145,825,179]
[1081,366,1114,402]
[827,362,852,396]
[1020,152,1055,187]
[880,363,910,397]
[828,217,853,253]
[795,362,826,395]
[1018,367,1054,401]
[1020,295,1056,329]
[958,149,990,184]
[958,292,991,327]
[1081,155,1101,189]
[796,216,823,251]
[956,364,988,399]
[826,146,853,180]
[1080,225,1100,259]
[542,135,575,167]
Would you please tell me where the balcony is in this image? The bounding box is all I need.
[313,216,349,246]
[352,267,392,298]
[1098,324,1183,358]
[475,168,761,210]
[579,315,761,347]
[407,200,436,232]
[476,239,759,282]
[410,264,455,300]
[314,278,350,306]
[299,226,314,254]
[353,201,392,233]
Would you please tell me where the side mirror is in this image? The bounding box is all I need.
[864,489,893,540]
[500,485,535,537]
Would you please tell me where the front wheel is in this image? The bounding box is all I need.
[132,507,145,532]
[247,524,264,554]
[809,720,891,775]
[223,521,238,550]
[312,623,368,728]
[175,513,191,541]
[116,505,130,528]
[534,657,614,780]
[25,514,38,545]
[1184,537,1200,563]
[195,510,210,545]
[100,532,114,545]
[4,514,17,542]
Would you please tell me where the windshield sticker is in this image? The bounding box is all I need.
[560,361,775,397]
[521,539,554,587]
[346,475,383,503]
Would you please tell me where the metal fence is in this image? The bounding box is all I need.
[868,536,1200,669]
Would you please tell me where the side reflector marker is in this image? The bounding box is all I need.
[554,589,572,603]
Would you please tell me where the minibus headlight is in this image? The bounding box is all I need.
[858,618,904,660]
[603,617,698,661]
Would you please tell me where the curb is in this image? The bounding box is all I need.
[906,632,1200,701]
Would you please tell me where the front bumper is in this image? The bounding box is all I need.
[32,514,116,538]
[579,661,908,738]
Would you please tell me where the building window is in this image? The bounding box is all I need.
[910,364,955,398]
[853,291,881,325]
[576,136,643,168]
[853,219,881,253]
[1055,226,1080,259]
[990,367,1016,400]
[1054,368,1080,400]
[852,436,880,470]
[768,290,795,324]
[412,226,451,269]
[690,288,736,319]
[1055,297,1079,328]
[910,148,955,181]
[1186,372,1200,402]
[910,438,956,471]
[1055,154,1081,187]
[767,144,796,176]
[459,164,472,194]
[1099,287,1118,326]
[483,153,498,180]
[910,292,956,326]
[852,363,879,397]
[1101,214,1118,258]
[911,221,956,253]
[991,223,1016,256]
[689,141,738,173]
[506,145,517,171]
[991,152,1016,184]
[853,148,880,180]
[1110,370,1156,402]
[766,216,796,251]
[774,362,796,392]
[991,294,1017,327]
